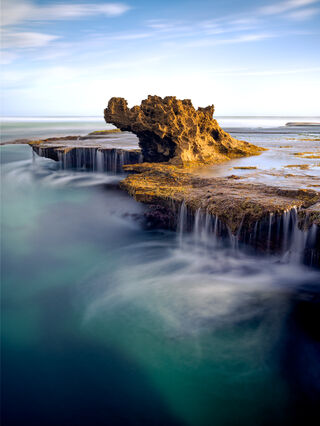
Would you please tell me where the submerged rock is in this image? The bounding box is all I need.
[104,95,264,165]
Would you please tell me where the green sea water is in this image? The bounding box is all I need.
[1,124,320,426]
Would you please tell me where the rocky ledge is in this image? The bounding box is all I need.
[121,163,320,231]
[121,163,320,265]
[28,133,142,173]
[104,95,264,164]
[27,96,319,264]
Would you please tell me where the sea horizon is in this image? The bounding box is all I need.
[2,114,320,120]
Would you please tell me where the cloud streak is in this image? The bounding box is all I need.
[1,31,60,49]
[287,6,320,19]
[184,32,277,48]
[258,0,319,15]
[1,1,131,59]
[1,1,130,26]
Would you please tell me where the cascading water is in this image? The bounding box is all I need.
[31,143,320,267]
[267,213,273,252]
[177,201,187,246]
[177,203,320,266]
[34,146,143,173]
[52,148,142,173]
[96,149,104,172]
[193,208,215,246]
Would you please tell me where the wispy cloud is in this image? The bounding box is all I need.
[0,1,131,61]
[146,19,189,32]
[109,32,152,41]
[287,6,320,19]
[1,1,131,26]
[1,31,60,49]
[208,66,320,76]
[258,0,319,15]
[184,32,277,48]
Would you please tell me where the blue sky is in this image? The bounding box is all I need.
[1,0,320,116]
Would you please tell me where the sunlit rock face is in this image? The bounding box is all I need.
[104,95,263,164]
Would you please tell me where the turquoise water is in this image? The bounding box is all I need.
[0,117,106,143]
[1,122,320,425]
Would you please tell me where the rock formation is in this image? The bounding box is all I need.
[104,95,264,165]
[121,163,320,231]
[29,126,320,264]
[120,162,320,264]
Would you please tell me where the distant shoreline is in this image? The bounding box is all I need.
[286,122,320,127]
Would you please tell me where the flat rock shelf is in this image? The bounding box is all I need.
[30,136,320,267]
[29,131,143,173]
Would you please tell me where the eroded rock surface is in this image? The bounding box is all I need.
[121,163,320,232]
[104,95,264,165]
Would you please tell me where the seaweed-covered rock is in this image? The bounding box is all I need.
[104,95,264,165]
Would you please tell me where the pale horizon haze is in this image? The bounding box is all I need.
[1,0,320,116]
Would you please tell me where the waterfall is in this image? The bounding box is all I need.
[57,151,63,170]
[193,208,214,246]
[204,212,213,243]
[45,147,143,173]
[96,150,104,172]
[193,208,201,244]
[112,150,118,173]
[213,215,219,244]
[282,209,290,252]
[76,148,83,169]
[267,213,273,252]
[33,144,143,173]
[119,151,125,170]
[285,208,317,264]
[178,201,187,246]
[227,227,237,250]
[176,201,319,266]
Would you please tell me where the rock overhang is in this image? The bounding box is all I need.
[104,95,265,165]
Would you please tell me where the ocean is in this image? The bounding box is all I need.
[1,117,320,426]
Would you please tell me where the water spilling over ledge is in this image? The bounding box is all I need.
[30,143,320,267]
[176,203,320,267]
[26,96,320,267]
[32,145,143,173]
[121,163,320,267]
[26,129,142,173]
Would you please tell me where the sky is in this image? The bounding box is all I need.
[1,0,320,116]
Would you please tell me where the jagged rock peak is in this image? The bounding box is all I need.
[104,95,263,164]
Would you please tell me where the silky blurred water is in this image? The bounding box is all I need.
[0,117,106,143]
[1,120,320,426]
